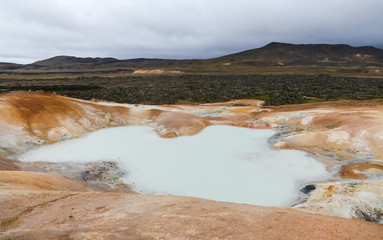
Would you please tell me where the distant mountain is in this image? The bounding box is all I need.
[21,56,118,70]
[215,42,383,66]
[33,56,118,66]
[1,43,383,73]
[0,62,23,70]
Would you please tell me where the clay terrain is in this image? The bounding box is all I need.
[0,91,382,239]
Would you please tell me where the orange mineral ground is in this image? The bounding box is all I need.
[0,91,382,239]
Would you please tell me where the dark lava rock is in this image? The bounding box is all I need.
[300,184,316,194]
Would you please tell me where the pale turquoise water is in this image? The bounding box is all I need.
[21,125,330,206]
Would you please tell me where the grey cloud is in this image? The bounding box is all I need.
[0,0,382,63]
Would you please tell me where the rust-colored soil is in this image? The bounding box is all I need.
[0,156,20,171]
[340,163,383,179]
[1,192,382,240]
[0,171,100,192]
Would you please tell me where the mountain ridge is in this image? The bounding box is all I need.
[32,56,119,66]
[215,42,383,66]
[1,42,383,74]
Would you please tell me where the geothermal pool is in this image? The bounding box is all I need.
[21,126,330,206]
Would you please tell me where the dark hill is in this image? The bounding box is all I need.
[215,42,383,66]
[23,56,119,70]
[32,56,118,65]
[0,62,23,70]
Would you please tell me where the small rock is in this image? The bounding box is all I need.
[300,184,316,194]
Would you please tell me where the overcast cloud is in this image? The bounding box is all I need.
[0,0,382,63]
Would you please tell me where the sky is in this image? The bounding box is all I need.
[0,0,382,64]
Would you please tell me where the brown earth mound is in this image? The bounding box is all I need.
[0,171,101,192]
[1,192,382,240]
